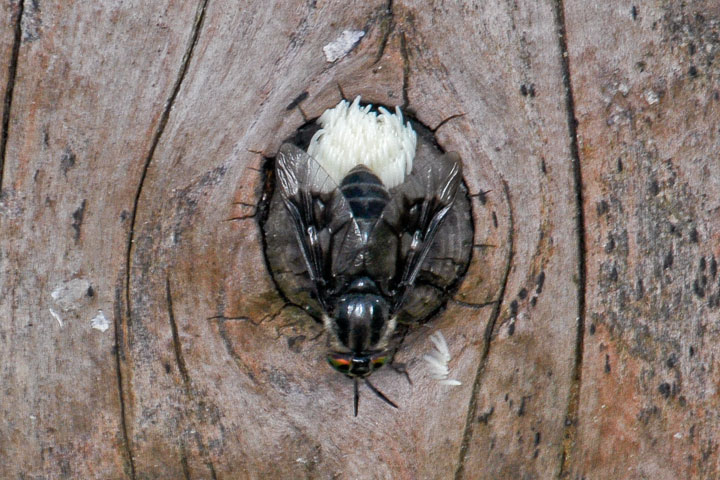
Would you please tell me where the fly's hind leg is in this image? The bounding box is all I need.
[386,325,413,386]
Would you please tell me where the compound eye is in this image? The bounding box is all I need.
[327,354,352,374]
[370,354,388,369]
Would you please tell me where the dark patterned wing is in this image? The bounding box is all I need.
[275,143,362,308]
[371,152,463,312]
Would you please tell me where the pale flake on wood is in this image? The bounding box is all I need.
[323,29,366,62]
[90,310,110,332]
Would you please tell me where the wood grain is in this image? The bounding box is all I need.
[0,0,207,477]
[565,1,720,478]
[0,1,21,176]
[399,0,581,477]
[122,1,509,477]
[1,0,718,478]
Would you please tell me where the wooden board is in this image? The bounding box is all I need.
[1,0,718,478]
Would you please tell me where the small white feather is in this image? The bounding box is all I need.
[423,354,449,378]
[429,331,451,362]
[423,330,462,386]
[439,379,463,386]
[49,308,63,328]
[307,96,416,191]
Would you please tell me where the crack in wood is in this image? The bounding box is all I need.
[285,91,308,111]
[432,113,467,133]
[297,104,309,122]
[208,301,290,329]
[399,31,410,110]
[124,0,209,325]
[207,460,218,480]
[0,0,24,193]
[336,81,347,101]
[113,278,136,479]
[119,1,209,477]
[226,192,259,221]
[179,438,191,480]
[455,179,515,480]
[472,243,497,250]
[223,213,256,222]
[167,275,221,478]
[192,428,219,480]
[552,0,587,477]
[373,0,395,63]
[232,201,257,208]
[166,276,191,391]
[285,92,310,121]
[207,314,252,322]
[215,318,260,383]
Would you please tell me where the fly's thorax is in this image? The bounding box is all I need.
[329,292,392,353]
[323,289,395,378]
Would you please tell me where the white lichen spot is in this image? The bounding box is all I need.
[90,310,110,332]
[51,278,91,311]
[423,331,462,386]
[307,96,417,190]
[618,83,630,96]
[49,308,63,327]
[323,30,365,62]
[644,89,659,105]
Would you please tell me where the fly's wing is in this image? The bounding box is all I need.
[375,152,463,312]
[275,143,362,308]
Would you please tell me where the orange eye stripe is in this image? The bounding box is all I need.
[330,357,350,366]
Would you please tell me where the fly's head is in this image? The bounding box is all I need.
[321,291,400,415]
[326,351,389,378]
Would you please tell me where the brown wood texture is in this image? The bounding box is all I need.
[0,0,718,479]
[567,2,720,478]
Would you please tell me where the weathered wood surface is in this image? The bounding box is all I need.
[567,2,720,478]
[0,0,717,479]
[1,1,202,478]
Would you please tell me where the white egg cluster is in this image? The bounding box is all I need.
[307,96,417,190]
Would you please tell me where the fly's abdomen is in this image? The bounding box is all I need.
[340,166,390,225]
